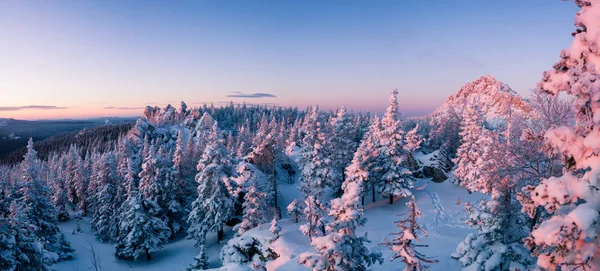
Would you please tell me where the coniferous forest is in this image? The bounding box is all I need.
[2,1,600,271]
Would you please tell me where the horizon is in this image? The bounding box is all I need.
[1,0,579,120]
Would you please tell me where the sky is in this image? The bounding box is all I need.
[0,0,580,120]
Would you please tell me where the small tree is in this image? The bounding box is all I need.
[270,217,281,240]
[381,196,437,270]
[188,244,209,270]
[287,199,303,223]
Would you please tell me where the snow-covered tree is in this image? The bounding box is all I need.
[381,196,437,271]
[270,217,281,240]
[50,155,70,221]
[300,195,328,242]
[91,152,120,242]
[428,105,462,156]
[15,139,74,262]
[299,175,382,271]
[188,244,209,270]
[518,1,600,269]
[187,123,236,245]
[452,182,534,270]
[114,188,171,261]
[328,106,358,197]
[378,89,414,204]
[453,102,486,189]
[238,186,271,235]
[287,199,303,223]
[404,124,424,153]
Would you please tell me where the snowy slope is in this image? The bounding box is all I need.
[55,179,483,271]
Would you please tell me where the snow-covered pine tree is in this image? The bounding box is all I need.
[15,138,74,262]
[452,181,534,271]
[328,106,358,197]
[299,195,328,242]
[188,243,209,270]
[378,89,414,204]
[404,124,424,153]
[453,102,485,189]
[50,155,70,221]
[270,217,281,240]
[74,150,89,216]
[187,123,236,245]
[287,199,303,223]
[381,196,437,270]
[0,217,16,270]
[517,1,600,269]
[238,185,271,235]
[299,173,383,271]
[8,203,53,270]
[91,152,120,242]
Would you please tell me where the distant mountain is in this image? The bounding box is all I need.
[0,117,136,160]
[430,75,533,119]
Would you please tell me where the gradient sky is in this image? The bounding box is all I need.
[0,0,579,120]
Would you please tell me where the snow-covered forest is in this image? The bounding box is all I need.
[2,1,600,270]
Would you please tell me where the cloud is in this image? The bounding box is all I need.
[0,105,70,111]
[226,92,277,98]
[104,106,144,110]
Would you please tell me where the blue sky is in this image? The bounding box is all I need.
[0,0,579,119]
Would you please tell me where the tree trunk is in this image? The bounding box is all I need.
[294,216,298,223]
[372,183,376,202]
[361,195,365,206]
[389,194,394,205]
[217,228,224,243]
[145,248,151,261]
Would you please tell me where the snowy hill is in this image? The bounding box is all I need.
[430,75,533,120]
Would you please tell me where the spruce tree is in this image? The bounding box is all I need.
[328,106,358,197]
[299,176,383,271]
[381,196,437,271]
[187,123,236,245]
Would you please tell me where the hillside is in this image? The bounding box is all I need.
[431,75,533,120]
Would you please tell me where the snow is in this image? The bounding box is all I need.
[54,178,484,271]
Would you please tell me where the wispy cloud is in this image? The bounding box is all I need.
[226,92,277,98]
[0,105,70,111]
[104,106,144,110]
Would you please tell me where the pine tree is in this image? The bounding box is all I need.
[403,124,424,153]
[453,103,485,189]
[91,152,120,242]
[378,90,414,204]
[287,199,303,223]
[50,155,70,221]
[188,244,209,270]
[452,182,534,271]
[299,195,328,242]
[238,185,271,235]
[270,217,281,240]
[518,2,600,268]
[299,175,383,271]
[16,138,74,262]
[187,123,236,245]
[115,188,171,261]
[9,203,53,271]
[328,106,358,197]
[381,196,437,271]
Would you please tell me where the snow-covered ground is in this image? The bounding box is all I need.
[55,178,484,271]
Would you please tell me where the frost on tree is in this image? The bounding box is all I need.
[452,182,534,271]
[299,177,382,271]
[91,152,121,242]
[187,123,236,245]
[381,196,437,271]
[14,138,74,263]
[328,106,358,197]
[238,186,271,235]
[453,102,487,190]
[378,89,414,204]
[300,195,328,242]
[188,243,209,270]
[270,217,281,240]
[287,199,303,223]
[518,1,600,269]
